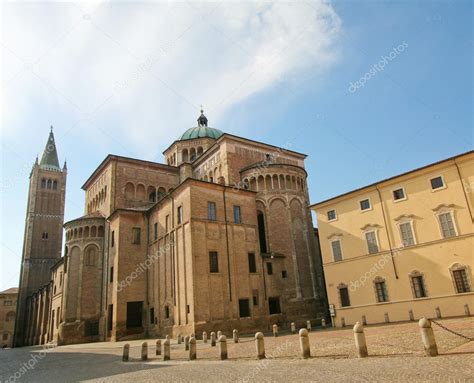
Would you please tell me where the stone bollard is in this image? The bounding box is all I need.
[321,318,326,328]
[233,329,239,343]
[203,331,208,343]
[184,335,190,351]
[189,337,197,360]
[384,313,390,323]
[163,338,170,361]
[141,342,148,361]
[122,343,130,362]
[299,329,311,359]
[210,332,216,347]
[177,334,182,344]
[306,320,311,331]
[353,322,368,358]
[217,330,222,339]
[291,322,296,333]
[218,335,228,360]
[255,332,265,359]
[465,304,470,316]
[362,316,367,326]
[419,318,438,356]
[435,307,442,319]
[156,339,161,356]
[409,310,414,321]
[273,324,278,337]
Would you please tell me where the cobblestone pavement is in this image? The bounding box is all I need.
[1,317,472,382]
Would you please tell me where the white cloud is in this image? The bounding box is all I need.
[2,0,341,154]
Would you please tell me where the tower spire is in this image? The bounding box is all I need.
[40,126,60,170]
[197,106,208,127]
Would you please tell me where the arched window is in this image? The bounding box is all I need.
[84,226,90,237]
[182,149,189,162]
[124,182,135,200]
[217,176,225,185]
[409,270,427,298]
[5,311,15,322]
[47,179,52,189]
[41,179,46,188]
[148,186,157,202]
[98,226,104,237]
[91,226,97,237]
[190,148,196,161]
[197,147,203,156]
[136,184,146,200]
[157,187,166,199]
[257,210,267,253]
[85,246,97,266]
[53,180,58,190]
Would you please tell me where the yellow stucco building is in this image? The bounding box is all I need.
[311,151,473,327]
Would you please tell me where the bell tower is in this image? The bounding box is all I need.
[14,127,67,346]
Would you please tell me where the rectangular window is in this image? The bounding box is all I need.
[438,213,456,238]
[412,276,427,298]
[132,227,141,244]
[400,222,415,246]
[153,223,158,241]
[187,305,190,314]
[165,306,170,319]
[209,251,219,273]
[42,232,48,240]
[177,206,183,224]
[281,270,288,278]
[360,198,371,211]
[252,290,259,306]
[107,304,113,331]
[327,209,337,221]
[110,267,114,283]
[331,240,343,262]
[248,253,257,273]
[165,215,170,232]
[453,269,470,293]
[150,308,155,324]
[430,176,444,190]
[365,231,379,254]
[393,188,405,201]
[239,299,251,318]
[111,230,115,247]
[339,287,350,307]
[266,262,273,275]
[233,205,241,224]
[268,297,281,314]
[208,202,217,221]
[375,281,389,302]
[3,300,12,306]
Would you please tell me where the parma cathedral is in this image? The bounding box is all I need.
[14,111,328,346]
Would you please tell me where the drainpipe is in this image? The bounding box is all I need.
[454,161,473,221]
[375,186,398,279]
[222,187,232,301]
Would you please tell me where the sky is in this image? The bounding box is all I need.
[1,0,472,291]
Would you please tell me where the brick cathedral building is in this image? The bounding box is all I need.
[15,112,328,346]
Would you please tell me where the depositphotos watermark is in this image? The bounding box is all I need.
[116,240,174,292]
[239,340,292,383]
[5,342,56,383]
[349,41,408,93]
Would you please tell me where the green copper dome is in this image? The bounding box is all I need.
[178,109,223,141]
[178,126,223,141]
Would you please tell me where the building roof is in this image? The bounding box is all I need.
[310,150,474,208]
[178,126,224,141]
[40,127,61,171]
[177,110,223,141]
[82,154,178,190]
[0,287,18,295]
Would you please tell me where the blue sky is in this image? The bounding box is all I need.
[1,0,472,290]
